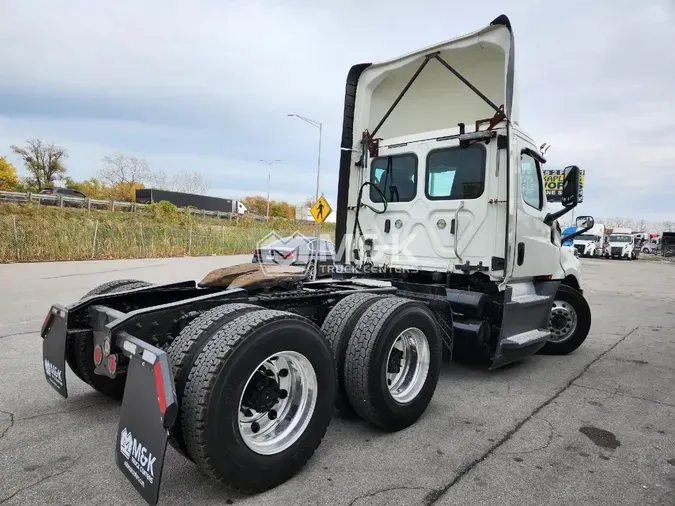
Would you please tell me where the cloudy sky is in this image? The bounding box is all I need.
[1,0,673,222]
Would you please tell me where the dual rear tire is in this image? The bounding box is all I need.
[166,305,336,493]
[321,293,443,432]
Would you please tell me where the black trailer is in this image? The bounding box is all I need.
[662,232,675,257]
[135,188,237,214]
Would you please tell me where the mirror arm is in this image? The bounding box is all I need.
[522,147,547,165]
[561,225,593,243]
[544,203,576,226]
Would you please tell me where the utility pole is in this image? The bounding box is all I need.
[288,113,322,238]
[260,159,281,221]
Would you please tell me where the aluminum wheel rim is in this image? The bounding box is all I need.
[238,351,318,455]
[385,327,430,404]
[548,300,578,343]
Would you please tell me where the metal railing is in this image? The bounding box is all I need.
[0,190,245,220]
[0,190,325,226]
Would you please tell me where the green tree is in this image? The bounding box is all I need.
[10,139,68,190]
[241,195,268,216]
[0,156,20,191]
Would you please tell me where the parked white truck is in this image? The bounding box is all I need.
[38,15,595,505]
[573,223,605,257]
[606,227,638,260]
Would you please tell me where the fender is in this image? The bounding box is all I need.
[556,247,583,294]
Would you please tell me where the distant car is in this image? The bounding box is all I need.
[39,187,87,207]
[40,187,87,199]
[252,236,335,278]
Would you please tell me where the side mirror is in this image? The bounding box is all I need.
[561,215,595,243]
[561,165,580,207]
[575,216,594,229]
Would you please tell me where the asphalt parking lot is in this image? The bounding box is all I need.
[1,256,674,506]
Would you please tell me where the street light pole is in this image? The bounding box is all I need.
[288,113,322,238]
[260,159,281,221]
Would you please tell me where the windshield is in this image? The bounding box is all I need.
[609,235,632,243]
[575,234,595,241]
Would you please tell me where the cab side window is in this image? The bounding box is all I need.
[520,153,543,210]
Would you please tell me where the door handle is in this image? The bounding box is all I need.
[517,242,525,266]
[453,201,464,262]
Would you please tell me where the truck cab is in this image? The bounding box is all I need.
[335,14,592,363]
[336,15,584,288]
[606,227,637,260]
[573,223,604,258]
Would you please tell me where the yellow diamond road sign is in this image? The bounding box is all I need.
[310,196,331,225]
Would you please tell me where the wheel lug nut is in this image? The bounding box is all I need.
[268,410,277,420]
[279,368,289,378]
[251,422,260,433]
[279,389,288,399]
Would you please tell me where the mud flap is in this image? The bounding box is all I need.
[42,305,69,398]
[115,336,178,506]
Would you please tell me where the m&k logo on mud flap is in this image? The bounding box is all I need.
[44,359,63,387]
[120,427,156,486]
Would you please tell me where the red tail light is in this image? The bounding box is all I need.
[108,354,118,374]
[41,309,54,337]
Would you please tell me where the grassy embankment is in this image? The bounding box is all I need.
[0,203,335,263]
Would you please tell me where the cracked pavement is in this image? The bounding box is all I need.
[1,256,674,505]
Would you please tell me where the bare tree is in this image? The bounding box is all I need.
[10,139,68,190]
[147,168,209,194]
[98,151,150,188]
[662,221,675,232]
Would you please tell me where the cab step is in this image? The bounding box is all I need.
[489,280,559,369]
[500,329,550,350]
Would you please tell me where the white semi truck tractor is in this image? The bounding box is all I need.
[38,14,595,505]
[573,223,605,257]
[606,226,638,260]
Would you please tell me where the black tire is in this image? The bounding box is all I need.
[181,309,336,492]
[81,279,151,299]
[320,292,391,417]
[166,302,264,460]
[66,279,152,382]
[72,280,152,400]
[343,297,443,432]
[540,284,592,355]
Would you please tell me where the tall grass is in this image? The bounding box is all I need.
[0,203,334,263]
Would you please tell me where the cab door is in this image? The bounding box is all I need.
[511,137,561,280]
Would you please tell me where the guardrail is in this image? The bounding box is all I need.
[0,190,244,220]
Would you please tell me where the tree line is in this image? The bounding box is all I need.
[0,139,209,201]
[0,139,316,220]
